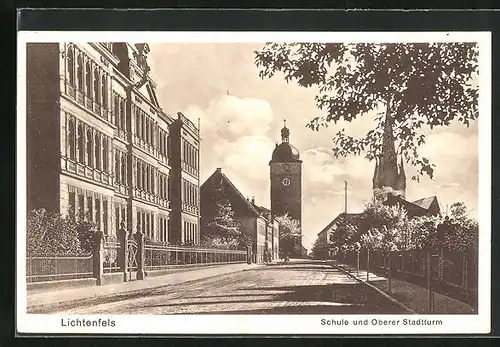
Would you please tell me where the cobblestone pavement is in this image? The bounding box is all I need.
[56,260,405,314]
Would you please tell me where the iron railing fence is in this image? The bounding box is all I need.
[26,253,93,283]
[337,248,478,292]
[144,241,247,271]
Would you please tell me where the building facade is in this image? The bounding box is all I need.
[200,168,280,263]
[269,121,302,257]
[26,42,200,244]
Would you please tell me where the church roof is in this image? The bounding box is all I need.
[412,196,438,210]
[384,194,440,217]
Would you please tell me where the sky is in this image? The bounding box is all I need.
[147,42,479,250]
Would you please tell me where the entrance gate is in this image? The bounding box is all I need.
[127,238,138,281]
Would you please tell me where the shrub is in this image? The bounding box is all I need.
[26,208,94,256]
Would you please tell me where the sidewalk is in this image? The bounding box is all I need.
[27,262,262,313]
[334,262,476,314]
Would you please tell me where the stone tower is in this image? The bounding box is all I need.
[270,120,302,257]
[372,116,406,199]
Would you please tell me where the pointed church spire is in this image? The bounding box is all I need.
[373,115,406,199]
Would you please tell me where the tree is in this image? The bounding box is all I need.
[27,208,85,256]
[255,42,478,180]
[357,195,410,292]
[310,237,322,259]
[201,190,246,249]
[275,214,301,257]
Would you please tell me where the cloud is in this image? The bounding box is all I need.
[185,94,275,207]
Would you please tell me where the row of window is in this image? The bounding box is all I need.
[158,172,169,201]
[67,117,110,172]
[158,127,170,159]
[137,209,155,241]
[66,45,109,112]
[114,150,129,187]
[68,191,109,235]
[183,220,198,244]
[183,139,199,172]
[134,105,158,147]
[158,216,169,243]
[113,93,128,131]
[115,203,128,234]
[135,158,159,194]
[182,179,199,207]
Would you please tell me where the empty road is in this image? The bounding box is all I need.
[54,259,405,314]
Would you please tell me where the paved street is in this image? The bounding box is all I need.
[53,260,405,314]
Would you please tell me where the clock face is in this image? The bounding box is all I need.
[282,177,291,187]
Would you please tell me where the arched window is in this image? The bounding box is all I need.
[77,54,84,92]
[120,100,126,130]
[77,124,84,164]
[121,154,126,187]
[95,133,101,170]
[85,62,91,97]
[86,129,93,166]
[67,47,75,85]
[115,152,120,184]
[101,75,108,110]
[93,69,100,104]
[102,138,108,172]
[68,119,75,160]
[113,95,119,127]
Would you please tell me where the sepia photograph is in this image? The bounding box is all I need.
[17,31,491,334]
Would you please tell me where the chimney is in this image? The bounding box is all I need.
[251,196,255,204]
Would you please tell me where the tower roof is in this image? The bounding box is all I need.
[270,119,301,163]
[372,116,405,195]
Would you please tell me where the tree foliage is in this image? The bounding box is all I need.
[310,236,323,259]
[358,197,409,252]
[201,188,248,249]
[27,208,94,256]
[275,213,301,256]
[255,42,479,180]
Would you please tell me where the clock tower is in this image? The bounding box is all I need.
[270,120,302,257]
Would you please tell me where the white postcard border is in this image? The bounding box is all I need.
[16,30,491,335]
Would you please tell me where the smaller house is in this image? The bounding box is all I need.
[251,204,280,262]
[200,168,279,263]
[317,213,360,259]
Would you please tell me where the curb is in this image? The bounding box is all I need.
[333,264,417,314]
[28,264,260,314]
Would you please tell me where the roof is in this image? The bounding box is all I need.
[201,168,260,217]
[317,212,360,236]
[411,196,438,210]
[383,194,440,217]
[270,142,301,163]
